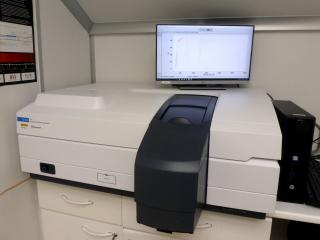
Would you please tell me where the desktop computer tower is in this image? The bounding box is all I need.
[274,100,316,203]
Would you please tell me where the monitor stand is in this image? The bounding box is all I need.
[176,84,240,90]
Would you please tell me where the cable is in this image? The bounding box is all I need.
[313,123,320,143]
[266,92,274,102]
[312,123,320,154]
[312,155,320,161]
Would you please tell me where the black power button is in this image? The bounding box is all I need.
[40,163,56,174]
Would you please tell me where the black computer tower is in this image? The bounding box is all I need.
[274,100,315,203]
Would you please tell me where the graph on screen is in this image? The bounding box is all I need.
[172,34,250,72]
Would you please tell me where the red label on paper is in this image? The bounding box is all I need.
[0,53,35,63]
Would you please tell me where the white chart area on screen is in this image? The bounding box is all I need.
[172,34,250,72]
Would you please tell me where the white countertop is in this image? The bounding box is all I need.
[269,201,320,224]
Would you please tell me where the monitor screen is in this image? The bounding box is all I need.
[156,25,254,84]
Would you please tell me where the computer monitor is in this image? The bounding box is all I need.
[156,25,254,85]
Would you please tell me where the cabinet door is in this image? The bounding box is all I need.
[41,209,123,240]
[123,229,172,240]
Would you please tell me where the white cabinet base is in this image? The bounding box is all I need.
[37,180,272,240]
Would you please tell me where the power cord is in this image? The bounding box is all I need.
[266,92,274,102]
[312,123,320,154]
[313,123,320,143]
[266,94,319,153]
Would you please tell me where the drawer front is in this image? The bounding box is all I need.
[37,180,122,225]
[41,209,123,240]
[172,211,272,240]
[123,229,172,240]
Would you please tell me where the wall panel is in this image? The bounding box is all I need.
[94,31,320,121]
[38,0,91,91]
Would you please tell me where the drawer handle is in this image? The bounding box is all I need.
[196,222,213,229]
[81,226,117,239]
[61,194,94,206]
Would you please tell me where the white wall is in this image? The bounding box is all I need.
[0,84,39,192]
[0,180,41,240]
[250,31,320,121]
[95,34,155,83]
[0,84,40,240]
[94,31,320,121]
[38,0,91,91]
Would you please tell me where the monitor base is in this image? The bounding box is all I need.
[176,84,240,90]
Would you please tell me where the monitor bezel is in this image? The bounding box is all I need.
[155,24,255,85]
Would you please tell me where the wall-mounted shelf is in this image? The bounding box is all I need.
[60,0,320,34]
[77,0,320,23]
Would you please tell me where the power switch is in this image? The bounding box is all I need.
[40,163,56,174]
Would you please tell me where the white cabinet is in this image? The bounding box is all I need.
[37,180,272,240]
[41,209,123,240]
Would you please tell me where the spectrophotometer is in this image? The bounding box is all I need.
[17,82,282,233]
